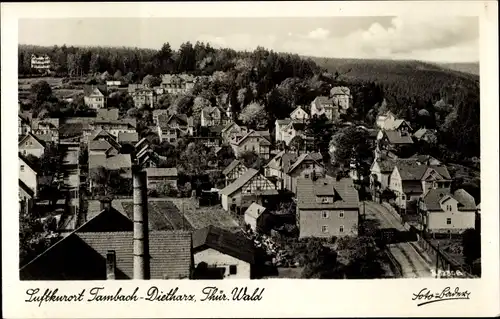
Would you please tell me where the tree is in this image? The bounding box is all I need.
[39,143,61,177]
[336,236,385,279]
[238,151,264,171]
[217,143,235,168]
[305,114,335,154]
[330,126,372,179]
[462,228,481,266]
[238,102,269,130]
[171,94,194,115]
[299,239,340,279]
[30,81,53,105]
[193,96,211,118]
[142,74,161,87]
[113,70,123,80]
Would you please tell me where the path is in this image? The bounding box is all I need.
[59,142,81,230]
[364,201,433,278]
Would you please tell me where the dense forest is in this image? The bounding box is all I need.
[19,43,480,161]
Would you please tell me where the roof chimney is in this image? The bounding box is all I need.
[106,250,116,280]
[133,168,150,279]
[100,196,112,213]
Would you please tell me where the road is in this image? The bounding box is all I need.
[364,201,433,278]
[59,143,81,231]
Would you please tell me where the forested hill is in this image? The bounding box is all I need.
[437,62,480,76]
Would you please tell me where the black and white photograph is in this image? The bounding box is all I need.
[2,1,499,318]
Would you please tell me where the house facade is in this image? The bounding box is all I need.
[330,86,351,112]
[131,88,157,109]
[310,96,339,121]
[296,176,360,238]
[419,189,477,234]
[219,169,276,211]
[221,122,248,143]
[145,168,178,190]
[222,160,248,187]
[19,133,45,158]
[290,106,310,121]
[83,85,107,109]
[19,115,31,137]
[284,153,324,194]
[193,226,254,279]
[30,54,51,71]
[231,130,271,160]
[244,202,268,233]
[161,74,195,94]
[31,118,59,143]
[19,154,38,197]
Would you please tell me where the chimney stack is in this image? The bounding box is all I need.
[106,250,116,280]
[133,168,150,279]
[100,197,112,213]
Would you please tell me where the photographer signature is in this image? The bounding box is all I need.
[412,287,471,306]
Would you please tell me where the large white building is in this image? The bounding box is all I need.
[30,54,51,71]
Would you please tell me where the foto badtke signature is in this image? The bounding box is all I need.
[412,287,471,306]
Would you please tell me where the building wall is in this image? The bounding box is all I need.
[332,95,350,110]
[426,210,476,233]
[226,164,248,186]
[84,96,106,109]
[240,175,275,195]
[221,190,242,211]
[286,163,324,194]
[389,168,405,208]
[244,214,258,231]
[194,248,251,279]
[147,176,178,189]
[291,108,309,121]
[19,138,44,158]
[19,159,37,196]
[298,208,358,238]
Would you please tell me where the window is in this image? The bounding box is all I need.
[446,218,452,225]
[20,165,25,172]
[321,225,328,233]
[304,174,310,178]
[229,265,237,275]
[169,138,175,143]
[339,225,344,233]
[321,197,329,204]
[322,211,329,219]
[339,211,344,218]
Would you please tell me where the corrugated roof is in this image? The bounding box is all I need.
[219,168,259,196]
[192,226,255,264]
[77,231,192,279]
[145,167,178,177]
[296,176,359,210]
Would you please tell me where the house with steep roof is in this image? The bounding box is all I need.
[89,139,120,157]
[265,150,299,189]
[419,188,477,235]
[83,84,108,109]
[230,130,271,160]
[144,167,178,190]
[376,111,397,129]
[244,202,269,233]
[88,153,132,191]
[296,176,359,238]
[275,118,292,143]
[290,105,310,121]
[87,129,122,150]
[284,152,324,194]
[330,86,352,112]
[389,162,452,210]
[157,114,195,144]
[19,132,46,158]
[200,106,222,127]
[219,168,277,211]
[31,118,59,143]
[222,159,248,187]
[310,96,339,121]
[413,128,437,144]
[279,121,308,146]
[18,114,31,137]
[221,122,248,143]
[192,225,255,279]
[19,153,39,198]
[20,228,193,280]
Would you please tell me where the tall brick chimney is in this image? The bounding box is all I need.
[133,167,150,279]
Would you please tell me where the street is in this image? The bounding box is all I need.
[363,201,433,278]
[59,143,81,231]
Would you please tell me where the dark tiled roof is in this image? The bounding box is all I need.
[397,163,451,181]
[423,188,476,211]
[193,226,255,264]
[452,189,477,210]
[222,159,244,175]
[384,130,414,144]
[296,176,359,210]
[77,231,192,279]
[234,130,271,146]
[219,168,259,196]
[402,181,423,194]
[287,152,324,173]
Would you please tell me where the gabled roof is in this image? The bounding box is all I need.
[233,130,271,146]
[19,179,35,198]
[19,153,38,173]
[265,150,299,172]
[18,132,46,148]
[201,106,221,119]
[219,168,259,196]
[423,188,476,211]
[287,152,324,173]
[395,162,451,181]
[192,226,255,264]
[83,84,107,97]
[296,176,359,209]
[383,130,414,144]
[244,202,267,219]
[276,118,293,126]
[144,167,178,177]
[89,139,116,152]
[222,159,245,176]
[89,154,132,171]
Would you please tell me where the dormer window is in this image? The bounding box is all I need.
[322,197,329,204]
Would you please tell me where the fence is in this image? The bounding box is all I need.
[414,230,476,278]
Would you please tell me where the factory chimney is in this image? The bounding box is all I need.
[133,167,150,279]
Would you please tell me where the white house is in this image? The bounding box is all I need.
[19,154,38,197]
[420,189,477,234]
[192,226,255,279]
[18,132,46,158]
[290,106,310,121]
[244,202,268,232]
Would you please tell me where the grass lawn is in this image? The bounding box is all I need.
[19,77,64,90]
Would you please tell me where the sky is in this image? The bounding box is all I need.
[18,16,479,63]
